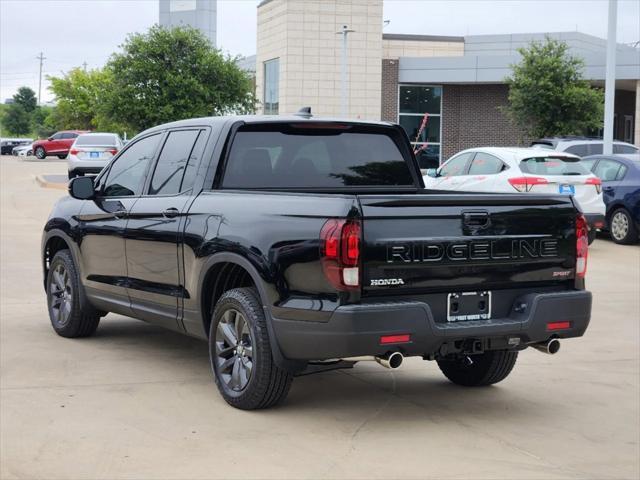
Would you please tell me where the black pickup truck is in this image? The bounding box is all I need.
[42,113,592,409]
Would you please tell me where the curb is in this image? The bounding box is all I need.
[35,175,67,191]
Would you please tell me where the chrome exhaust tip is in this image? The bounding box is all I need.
[375,351,404,369]
[531,338,560,355]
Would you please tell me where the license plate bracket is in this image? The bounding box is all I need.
[447,291,492,322]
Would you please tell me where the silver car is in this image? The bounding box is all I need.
[67,133,123,179]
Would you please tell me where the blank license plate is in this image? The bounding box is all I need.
[447,291,492,322]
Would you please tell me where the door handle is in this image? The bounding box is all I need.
[162,208,180,219]
[113,209,128,219]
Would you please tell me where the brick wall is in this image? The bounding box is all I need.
[442,84,530,160]
[381,59,398,122]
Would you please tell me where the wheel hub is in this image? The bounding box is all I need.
[214,308,254,391]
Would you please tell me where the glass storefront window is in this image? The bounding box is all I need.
[398,85,442,167]
[264,58,279,115]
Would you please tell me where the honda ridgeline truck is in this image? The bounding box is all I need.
[42,112,592,409]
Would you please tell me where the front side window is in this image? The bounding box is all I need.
[102,134,161,197]
[149,130,201,196]
[439,152,473,177]
[222,125,414,189]
[263,58,279,115]
[398,85,442,168]
[593,159,622,182]
[62,132,78,139]
[51,133,64,140]
[468,153,506,175]
[520,156,591,176]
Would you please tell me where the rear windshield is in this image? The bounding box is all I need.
[222,124,415,189]
[75,135,117,146]
[520,156,591,176]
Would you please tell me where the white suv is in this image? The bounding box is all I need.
[423,147,606,243]
[531,137,638,158]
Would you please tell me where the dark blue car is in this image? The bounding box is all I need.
[582,155,640,244]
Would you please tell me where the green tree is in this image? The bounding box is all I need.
[505,38,604,138]
[48,68,112,131]
[2,104,31,135]
[102,25,255,132]
[13,86,38,113]
[31,105,57,138]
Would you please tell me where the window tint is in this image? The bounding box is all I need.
[51,133,64,140]
[62,132,78,139]
[149,130,200,196]
[76,135,118,146]
[439,152,473,177]
[180,130,208,192]
[520,156,590,176]
[588,143,603,155]
[468,153,505,175]
[565,144,589,157]
[222,125,414,188]
[614,144,639,154]
[593,159,622,182]
[102,134,161,197]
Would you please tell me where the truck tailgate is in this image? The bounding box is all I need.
[359,193,577,295]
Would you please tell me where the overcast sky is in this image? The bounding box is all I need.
[1,0,639,102]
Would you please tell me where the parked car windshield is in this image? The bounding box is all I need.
[520,156,591,176]
[75,135,118,146]
[222,124,415,188]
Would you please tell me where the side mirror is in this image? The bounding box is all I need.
[426,168,438,178]
[48,136,54,141]
[69,176,95,200]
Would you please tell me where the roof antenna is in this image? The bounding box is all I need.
[295,106,312,119]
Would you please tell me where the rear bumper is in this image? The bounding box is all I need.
[270,290,591,360]
[68,158,109,174]
[584,213,605,230]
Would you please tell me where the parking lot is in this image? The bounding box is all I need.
[1,155,639,480]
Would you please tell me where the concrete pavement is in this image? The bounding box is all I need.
[1,156,639,479]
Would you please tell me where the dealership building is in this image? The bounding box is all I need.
[255,0,640,167]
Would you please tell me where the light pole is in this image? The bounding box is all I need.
[336,25,355,118]
[603,0,617,155]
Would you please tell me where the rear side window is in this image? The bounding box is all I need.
[564,144,589,157]
[149,129,201,196]
[520,156,590,176]
[468,153,505,175]
[221,124,414,188]
[593,159,622,182]
[614,144,638,154]
[579,158,597,171]
[440,152,473,177]
[76,135,117,146]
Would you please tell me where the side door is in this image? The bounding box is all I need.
[463,152,508,192]
[47,132,65,153]
[77,133,163,314]
[61,132,79,153]
[593,158,625,206]
[124,128,208,331]
[433,152,474,190]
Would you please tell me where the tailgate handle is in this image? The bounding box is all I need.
[463,211,489,226]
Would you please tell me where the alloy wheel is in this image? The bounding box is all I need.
[611,211,629,241]
[215,308,254,392]
[49,264,73,327]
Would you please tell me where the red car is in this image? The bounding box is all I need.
[33,130,88,159]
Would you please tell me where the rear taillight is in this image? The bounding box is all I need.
[320,219,361,291]
[585,177,602,194]
[107,148,118,155]
[508,176,549,192]
[69,148,79,155]
[576,214,589,278]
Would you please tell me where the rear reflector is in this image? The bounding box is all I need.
[380,334,411,345]
[547,321,571,331]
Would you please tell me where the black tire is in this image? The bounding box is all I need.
[46,249,100,338]
[437,350,518,387]
[35,146,46,159]
[209,287,293,410]
[609,208,638,245]
[587,229,597,245]
[58,155,67,159]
